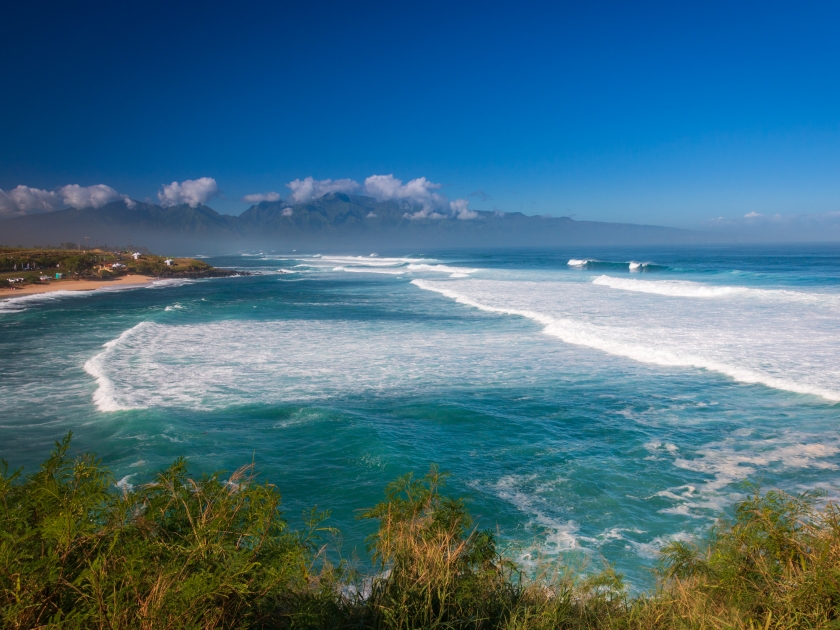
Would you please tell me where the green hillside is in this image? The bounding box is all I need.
[1,246,230,288]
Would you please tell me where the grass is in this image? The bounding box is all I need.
[2,434,839,629]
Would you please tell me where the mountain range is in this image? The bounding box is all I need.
[0,193,713,253]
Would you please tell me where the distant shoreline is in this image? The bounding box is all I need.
[0,274,153,300]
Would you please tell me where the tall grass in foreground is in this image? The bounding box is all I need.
[1,434,839,628]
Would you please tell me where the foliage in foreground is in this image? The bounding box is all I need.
[2,434,840,629]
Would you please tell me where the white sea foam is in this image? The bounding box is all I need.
[310,255,438,267]
[319,260,479,277]
[411,279,840,402]
[488,475,580,554]
[406,264,478,278]
[631,532,693,559]
[592,275,839,303]
[116,474,135,491]
[672,438,840,493]
[594,275,745,298]
[649,434,840,517]
[571,259,661,271]
[82,318,568,411]
[0,290,91,313]
[147,278,198,289]
[84,322,153,411]
[0,278,158,313]
[333,266,405,275]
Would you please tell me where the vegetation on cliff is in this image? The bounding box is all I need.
[2,434,839,629]
[0,247,235,288]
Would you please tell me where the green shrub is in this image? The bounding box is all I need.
[3,435,840,629]
[0,434,339,629]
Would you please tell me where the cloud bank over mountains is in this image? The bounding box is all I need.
[0,178,221,217]
[286,177,359,203]
[242,191,282,204]
[263,174,476,220]
[0,184,134,217]
[158,178,219,208]
[0,173,475,221]
[3,173,839,240]
[61,184,135,210]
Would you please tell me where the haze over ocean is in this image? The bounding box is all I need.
[2,245,839,586]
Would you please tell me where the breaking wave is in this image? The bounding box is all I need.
[334,266,405,275]
[411,279,840,402]
[84,322,153,412]
[81,317,562,412]
[0,290,91,313]
[592,275,840,303]
[568,259,667,271]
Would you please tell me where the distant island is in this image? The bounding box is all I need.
[0,193,714,253]
[0,246,236,298]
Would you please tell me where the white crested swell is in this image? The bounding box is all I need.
[333,266,406,275]
[84,322,153,412]
[0,290,91,313]
[315,257,478,278]
[592,275,840,303]
[307,255,438,267]
[411,279,840,402]
[79,317,572,411]
[1,279,200,314]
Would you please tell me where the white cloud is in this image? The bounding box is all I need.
[279,173,485,221]
[744,211,762,218]
[281,207,293,216]
[158,177,218,207]
[60,184,134,209]
[0,186,62,217]
[450,198,478,220]
[0,183,136,217]
[243,191,282,204]
[364,175,445,216]
[286,177,360,203]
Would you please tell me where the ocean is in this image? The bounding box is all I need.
[2,244,839,587]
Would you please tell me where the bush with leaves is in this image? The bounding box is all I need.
[0,434,340,629]
[3,435,840,629]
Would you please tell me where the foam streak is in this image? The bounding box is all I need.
[411,279,840,401]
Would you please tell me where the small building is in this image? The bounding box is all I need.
[132,252,142,260]
[111,263,126,269]
[55,273,63,279]
[164,258,174,266]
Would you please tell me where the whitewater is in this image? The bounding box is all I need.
[2,245,839,587]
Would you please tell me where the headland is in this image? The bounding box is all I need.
[0,246,237,300]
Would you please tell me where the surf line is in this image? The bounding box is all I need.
[83,321,153,412]
[410,279,840,403]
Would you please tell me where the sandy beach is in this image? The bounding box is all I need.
[0,275,154,300]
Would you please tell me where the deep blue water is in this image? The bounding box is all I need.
[2,244,839,587]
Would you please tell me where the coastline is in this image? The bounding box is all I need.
[0,274,154,300]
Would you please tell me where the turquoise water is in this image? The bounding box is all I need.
[2,245,839,587]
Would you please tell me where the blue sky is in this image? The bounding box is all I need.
[1,0,839,228]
